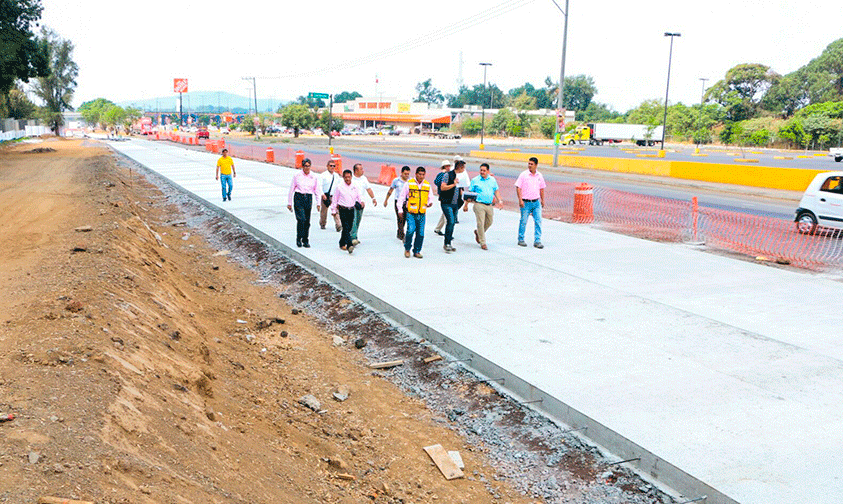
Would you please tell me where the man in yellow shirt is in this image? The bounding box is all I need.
[215,148,236,201]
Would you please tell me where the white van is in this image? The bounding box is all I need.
[795,171,843,234]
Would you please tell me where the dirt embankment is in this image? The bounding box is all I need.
[0,139,541,504]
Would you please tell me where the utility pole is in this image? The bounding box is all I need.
[661,32,681,152]
[697,77,708,149]
[551,0,569,167]
[479,62,492,149]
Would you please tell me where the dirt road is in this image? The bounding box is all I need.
[0,138,668,504]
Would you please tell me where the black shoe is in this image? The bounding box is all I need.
[434,230,444,236]
[227,195,232,201]
[296,240,302,248]
[303,242,311,248]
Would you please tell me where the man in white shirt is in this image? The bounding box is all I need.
[350,163,377,245]
[319,159,342,231]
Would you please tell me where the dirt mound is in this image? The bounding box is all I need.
[23,147,57,154]
[0,140,539,504]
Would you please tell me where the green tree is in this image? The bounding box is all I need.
[31,28,78,134]
[334,91,362,103]
[1,0,49,104]
[279,104,313,137]
[539,115,556,139]
[490,108,527,137]
[198,114,210,126]
[122,107,142,133]
[777,118,805,148]
[414,79,444,105]
[509,91,536,111]
[625,99,663,125]
[78,98,115,128]
[446,83,505,108]
[101,104,126,132]
[454,117,482,136]
[578,102,621,123]
[546,75,597,112]
[315,110,343,137]
[706,63,778,121]
[1,84,37,119]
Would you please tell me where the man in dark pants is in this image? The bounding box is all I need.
[383,165,411,240]
[287,158,320,248]
[438,158,465,252]
[330,169,364,254]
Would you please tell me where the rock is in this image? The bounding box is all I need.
[28,451,40,464]
[72,244,87,252]
[74,225,93,232]
[212,265,219,270]
[332,336,345,346]
[381,482,390,495]
[280,331,288,338]
[298,394,321,412]
[291,309,300,315]
[245,334,255,343]
[332,385,350,402]
[236,319,247,324]
[354,338,366,349]
[65,300,84,313]
[328,457,348,470]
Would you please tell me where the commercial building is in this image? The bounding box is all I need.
[332,97,451,132]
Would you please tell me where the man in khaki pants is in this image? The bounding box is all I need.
[462,163,503,250]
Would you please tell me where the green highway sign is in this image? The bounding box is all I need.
[308,92,329,99]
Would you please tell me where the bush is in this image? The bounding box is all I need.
[454,117,482,136]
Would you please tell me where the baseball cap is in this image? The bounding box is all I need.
[440,159,451,168]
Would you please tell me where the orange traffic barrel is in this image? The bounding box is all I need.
[266,147,275,163]
[330,154,342,172]
[573,183,594,223]
[295,150,304,169]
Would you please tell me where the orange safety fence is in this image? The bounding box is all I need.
[149,136,843,270]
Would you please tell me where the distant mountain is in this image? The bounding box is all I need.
[118,91,289,114]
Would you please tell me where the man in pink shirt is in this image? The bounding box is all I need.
[287,158,321,248]
[330,169,365,254]
[514,157,546,248]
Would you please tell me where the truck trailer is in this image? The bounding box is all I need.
[562,123,664,146]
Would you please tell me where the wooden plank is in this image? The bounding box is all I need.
[369,360,404,369]
[423,444,464,480]
[423,355,442,364]
[39,498,95,504]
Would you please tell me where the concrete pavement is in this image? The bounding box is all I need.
[109,138,843,504]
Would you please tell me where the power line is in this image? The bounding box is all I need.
[256,0,535,81]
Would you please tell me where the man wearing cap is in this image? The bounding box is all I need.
[438,157,465,252]
[319,159,342,231]
[433,159,451,236]
[463,163,503,250]
[515,157,547,248]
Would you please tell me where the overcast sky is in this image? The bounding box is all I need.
[40,0,841,112]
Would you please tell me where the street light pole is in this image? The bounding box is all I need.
[479,62,492,149]
[661,32,681,152]
[551,0,569,167]
[697,77,708,147]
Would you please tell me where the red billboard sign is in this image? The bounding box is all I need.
[173,78,188,93]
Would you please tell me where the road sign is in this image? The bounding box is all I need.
[308,92,329,99]
[174,78,188,93]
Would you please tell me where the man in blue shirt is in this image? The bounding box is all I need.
[463,163,503,250]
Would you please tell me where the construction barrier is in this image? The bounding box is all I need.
[295,150,304,169]
[573,183,593,223]
[330,154,342,172]
[266,147,275,163]
[377,164,397,185]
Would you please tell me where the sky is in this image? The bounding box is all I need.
[38,0,841,113]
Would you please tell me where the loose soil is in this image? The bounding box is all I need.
[0,138,669,504]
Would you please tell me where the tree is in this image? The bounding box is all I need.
[296,95,325,109]
[445,83,504,108]
[122,107,142,133]
[415,79,444,106]
[279,104,313,137]
[315,110,343,137]
[31,28,78,134]
[334,91,362,104]
[545,74,597,112]
[579,102,621,123]
[509,91,536,111]
[490,108,528,137]
[1,84,37,119]
[706,63,778,121]
[78,98,115,128]
[101,105,126,132]
[1,0,49,103]
[625,99,663,125]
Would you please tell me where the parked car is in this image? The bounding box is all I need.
[196,128,210,139]
[795,171,843,234]
[830,147,843,162]
[388,129,401,136]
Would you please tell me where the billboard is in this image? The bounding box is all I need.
[173,78,188,93]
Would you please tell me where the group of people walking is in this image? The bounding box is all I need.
[216,150,547,256]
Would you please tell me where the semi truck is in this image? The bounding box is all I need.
[562,123,664,146]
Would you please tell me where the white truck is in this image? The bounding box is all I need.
[563,123,665,146]
[829,147,843,162]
